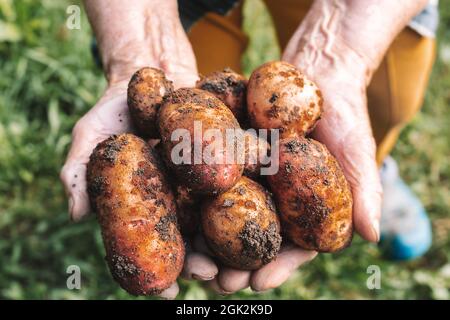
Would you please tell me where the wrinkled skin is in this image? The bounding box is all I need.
[267,137,353,252]
[201,177,281,270]
[86,134,184,295]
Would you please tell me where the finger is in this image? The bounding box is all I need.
[158,282,179,300]
[250,246,317,292]
[61,94,131,222]
[181,252,218,281]
[342,142,382,243]
[60,119,102,221]
[312,101,382,243]
[320,124,382,243]
[351,169,382,243]
[60,162,90,222]
[206,278,232,296]
[218,268,251,293]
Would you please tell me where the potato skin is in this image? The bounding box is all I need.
[202,177,282,270]
[86,134,184,295]
[127,67,173,138]
[243,130,270,180]
[196,68,248,126]
[247,61,323,138]
[267,137,353,252]
[158,88,243,195]
[174,184,201,236]
[152,141,201,236]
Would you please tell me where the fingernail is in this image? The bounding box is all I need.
[192,274,215,281]
[252,288,268,293]
[218,289,233,296]
[371,218,380,243]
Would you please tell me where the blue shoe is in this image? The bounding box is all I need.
[379,156,432,261]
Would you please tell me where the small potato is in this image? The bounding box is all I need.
[202,177,282,270]
[247,61,323,138]
[152,141,200,236]
[243,130,270,180]
[196,68,248,126]
[174,184,201,236]
[87,134,184,295]
[158,88,243,195]
[267,137,353,252]
[127,67,173,138]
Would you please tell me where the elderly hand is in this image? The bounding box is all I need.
[282,22,382,246]
[203,53,381,296]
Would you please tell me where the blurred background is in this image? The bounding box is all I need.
[0,0,449,299]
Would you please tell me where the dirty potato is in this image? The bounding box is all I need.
[247,61,323,138]
[174,184,201,236]
[267,136,353,252]
[153,141,201,236]
[242,130,270,180]
[127,67,173,138]
[158,88,243,195]
[196,68,248,126]
[201,176,282,270]
[87,134,184,295]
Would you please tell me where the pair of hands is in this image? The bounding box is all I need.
[68,0,431,299]
[60,53,381,299]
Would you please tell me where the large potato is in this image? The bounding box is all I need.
[127,67,173,138]
[247,61,323,138]
[158,88,243,195]
[87,134,184,295]
[202,176,282,270]
[267,137,353,252]
[196,68,248,126]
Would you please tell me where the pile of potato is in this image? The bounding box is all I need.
[86,61,353,296]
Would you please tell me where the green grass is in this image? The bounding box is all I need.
[0,0,449,299]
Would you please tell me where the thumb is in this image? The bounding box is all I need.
[313,119,382,243]
[60,115,112,221]
[61,88,131,221]
[60,120,96,222]
[338,131,382,243]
